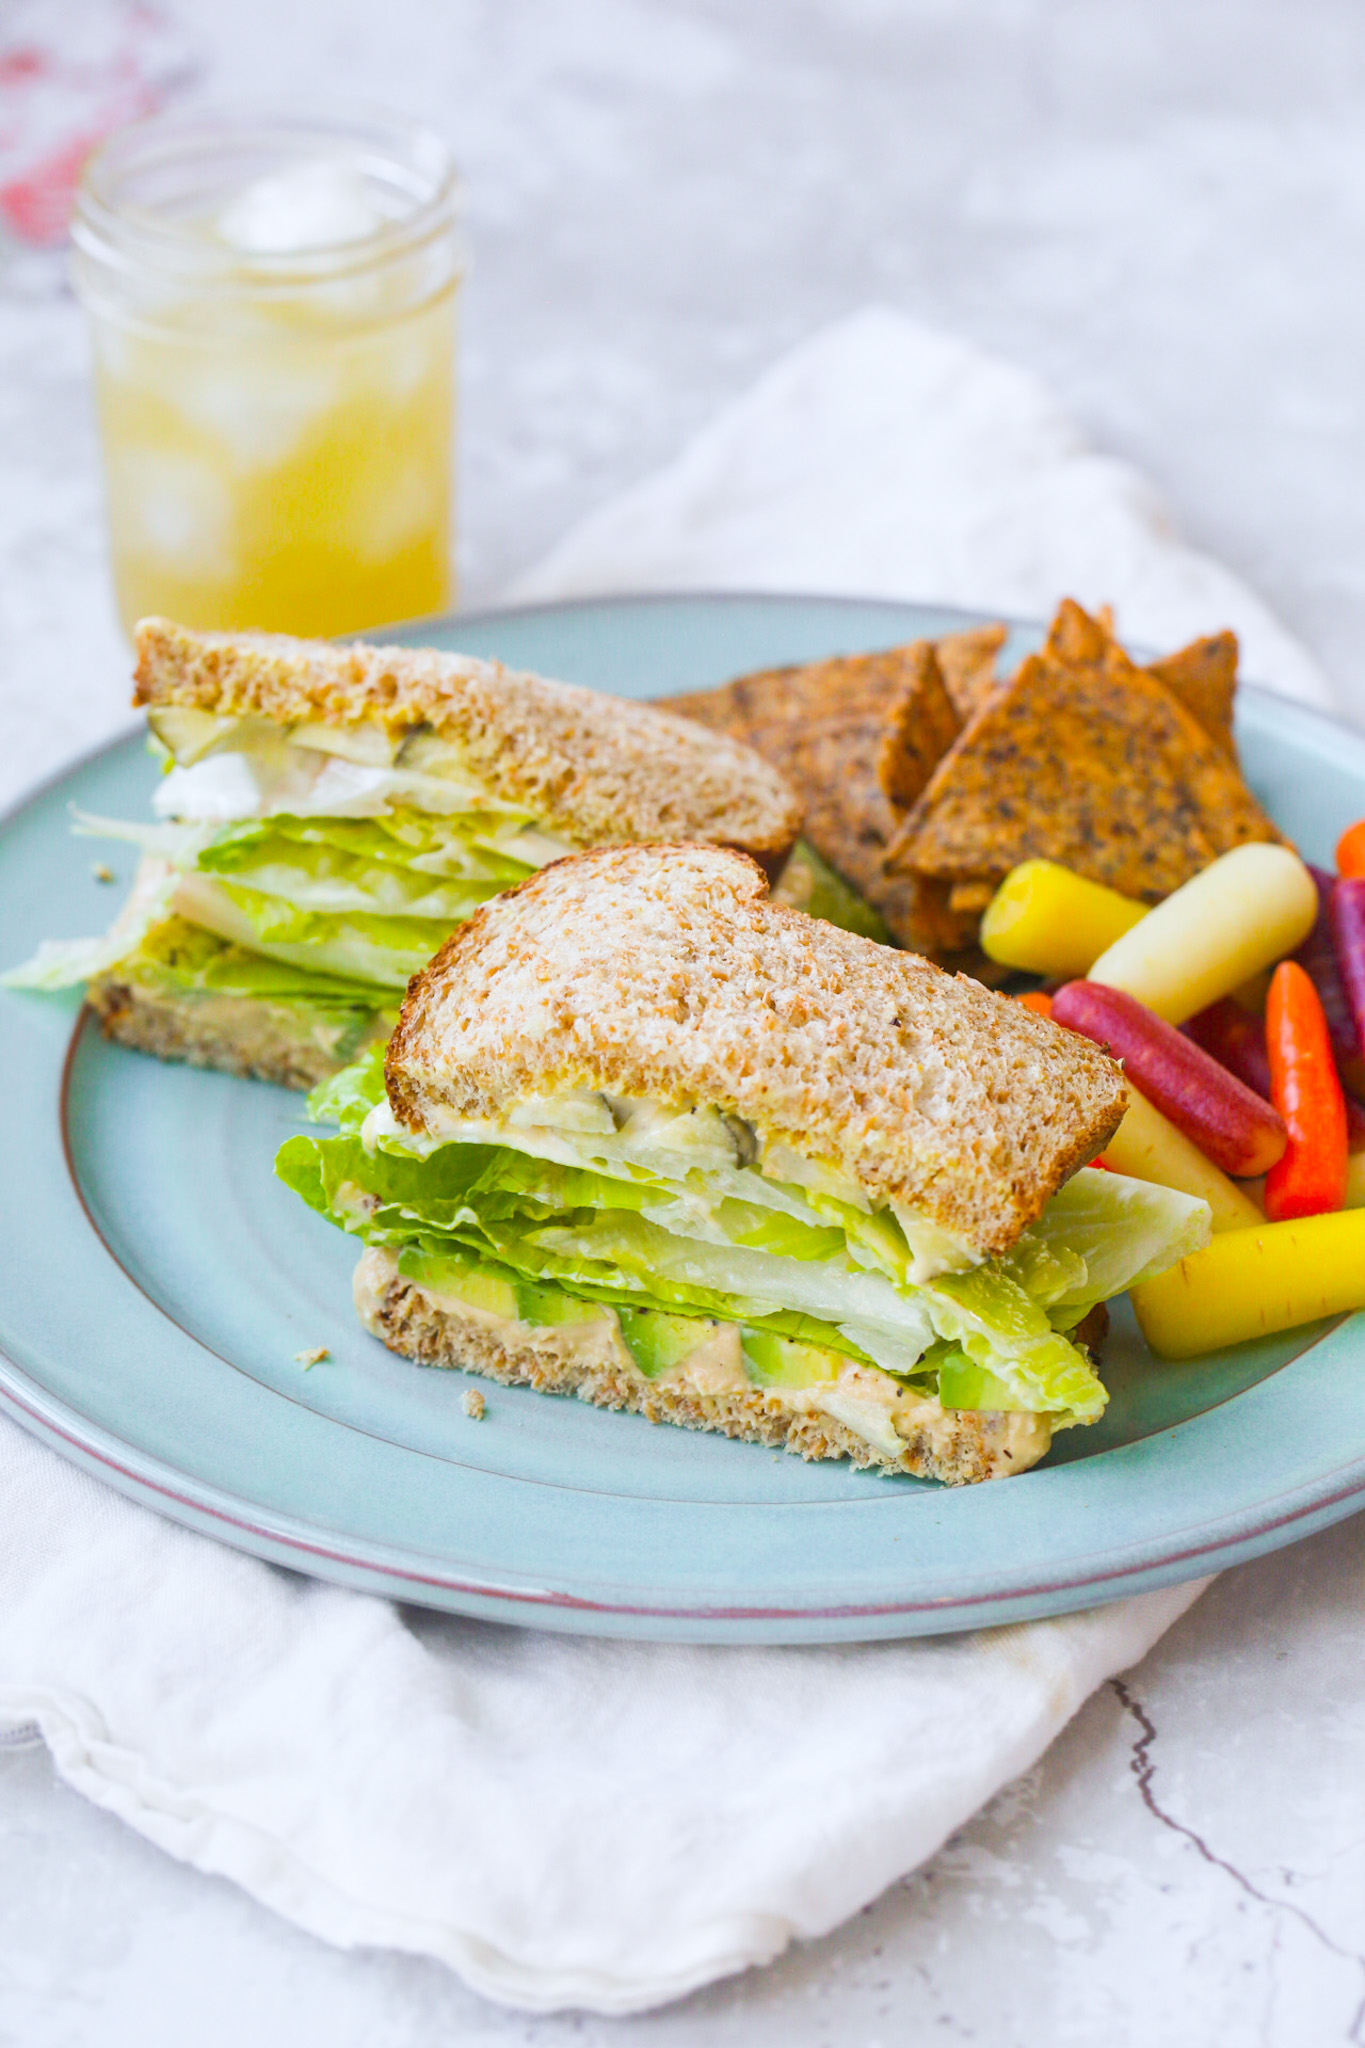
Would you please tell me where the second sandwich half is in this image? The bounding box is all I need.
[7,621,799,1087]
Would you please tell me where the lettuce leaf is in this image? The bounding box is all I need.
[276,1124,1079,1413]
[280,1053,1212,1426]
[123,918,394,1010]
[30,804,573,999]
[173,872,456,988]
[194,815,547,914]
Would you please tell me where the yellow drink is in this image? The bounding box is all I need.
[93,293,456,638]
[73,108,462,640]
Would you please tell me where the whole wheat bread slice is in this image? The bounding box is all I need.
[134,618,801,861]
[354,1249,1056,1484]
[385,843,1127,1254]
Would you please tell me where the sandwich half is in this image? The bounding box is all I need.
[6,621,800,1088]
[277,844,1210,1483]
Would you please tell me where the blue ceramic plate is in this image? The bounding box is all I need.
[3,593,1365,1644]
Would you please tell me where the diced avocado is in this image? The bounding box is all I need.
[616,1306,722,1379]
[772,839,893,946]
[740,1327,843,1389]
[937,1352,1033,1412]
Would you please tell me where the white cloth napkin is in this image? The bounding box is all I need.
[515,307,1334,711]
[0,308,1333,2017]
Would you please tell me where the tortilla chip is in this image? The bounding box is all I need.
[887,642,1284,904]
[935,622,1008,722]
[877,644,962,809]
[1146,632,1239,758]
[659,641,964,952]
[1045,598,1119,670]
[1047,598,1239,756]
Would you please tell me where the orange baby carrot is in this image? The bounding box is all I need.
[1264,960,1347,1221]
[1016,990,1054,1017]
[1336,818,1365,880]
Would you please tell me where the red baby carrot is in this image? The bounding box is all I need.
[1264,960,1348,1221]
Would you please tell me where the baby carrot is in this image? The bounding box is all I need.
[1098,1084,1262,1232]
[1087,844,1317,1025]
[1131,1210,1365,1357]
[1263,960,1347,1221]
[1336,818,1365,879]
[1015,989,1054,1017]
[981,862,1147,978]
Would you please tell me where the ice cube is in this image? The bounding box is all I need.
[113,447,235,573]
[216,158,388,253]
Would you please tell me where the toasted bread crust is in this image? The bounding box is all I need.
[385,843,1127,1255]
[133,618,801,860]
[354,1249,1054,1484]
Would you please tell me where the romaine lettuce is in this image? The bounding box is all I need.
[48,803,572,993]
[279,1054,1212,1428]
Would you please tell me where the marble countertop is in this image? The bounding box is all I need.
[3,1,1365,2040]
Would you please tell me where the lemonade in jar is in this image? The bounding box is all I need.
[71,107,463,639]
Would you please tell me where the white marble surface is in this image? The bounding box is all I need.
[4,0,1365,2039]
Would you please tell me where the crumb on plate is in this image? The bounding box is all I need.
[295,1346,329,1368]
[462,1387,486,1420]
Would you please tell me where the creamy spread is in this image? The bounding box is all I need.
[351,1250,1051,1473]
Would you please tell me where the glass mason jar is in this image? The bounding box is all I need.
[71,104,463,640]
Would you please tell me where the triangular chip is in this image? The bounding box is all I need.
[1045,598,1129,672]
[1146,632,1239,758]
[887,644,1283,903]
[660,642,967,951]
[1045,597,1239,756]
[935,622,1007,722]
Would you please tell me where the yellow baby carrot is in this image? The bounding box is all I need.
[1101,1084,1263,1233]
[979,860,1147,978]
[1088,844,1318,1025]
[1131,1210,1365,1358]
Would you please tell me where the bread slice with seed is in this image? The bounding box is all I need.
[134,618,801,861]
[385,842,1127,1255]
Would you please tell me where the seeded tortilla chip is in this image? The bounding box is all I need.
[659,641,967,952]
[1146,632,1239,758]
[877,644,962,810]
[1046,597,1240,756]
[1045,598,1126,672]
[887,644,1284,904]
[935,622,1008,722]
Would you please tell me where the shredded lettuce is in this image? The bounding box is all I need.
[173,871,461,988]
[21,799,573,994]
[281,1053,1212,1427]
[1,861,178,990]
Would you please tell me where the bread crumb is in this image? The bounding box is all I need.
[462,1387,486,1419]
[295,1346,330,1369]
[92,863,115,883]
